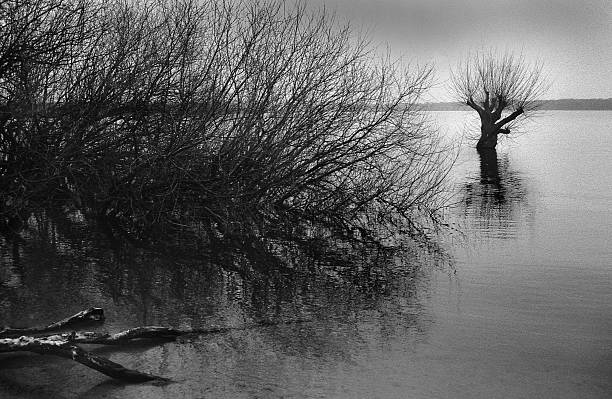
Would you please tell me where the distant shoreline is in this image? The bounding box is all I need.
[419,98,612,111]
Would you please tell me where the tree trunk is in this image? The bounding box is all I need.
[476,120,499,150]
[466,97,523,150]
[477,148,500,182]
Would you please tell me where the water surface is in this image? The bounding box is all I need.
[1,111,611,398]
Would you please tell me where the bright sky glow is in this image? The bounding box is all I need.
[309,0,612,101]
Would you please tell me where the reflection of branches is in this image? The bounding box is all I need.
[0,210,451,360]
[459,148,532,237]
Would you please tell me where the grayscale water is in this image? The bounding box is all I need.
[1,111,611,398]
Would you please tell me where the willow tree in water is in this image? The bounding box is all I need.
[451,51,547,149]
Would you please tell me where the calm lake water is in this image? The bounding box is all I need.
[1,111,611,398]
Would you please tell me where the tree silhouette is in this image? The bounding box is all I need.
[451,50,547,149]
[0,0,451,244]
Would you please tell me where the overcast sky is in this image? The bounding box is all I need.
[308,0,612,101]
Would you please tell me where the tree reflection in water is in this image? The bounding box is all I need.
[460,148,534,239]
[0,210,452,395]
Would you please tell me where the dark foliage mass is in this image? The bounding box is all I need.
[0,0,451,246]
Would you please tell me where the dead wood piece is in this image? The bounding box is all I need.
[0,308,105,338]
[43,327,184,345]
[40,318,313,345]
[0,336,167,382]
[1,307,311,383]
[0,309,168,383]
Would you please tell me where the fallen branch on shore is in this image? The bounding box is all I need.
[0,308,310,383]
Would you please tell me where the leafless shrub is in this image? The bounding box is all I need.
[1,0,452,245]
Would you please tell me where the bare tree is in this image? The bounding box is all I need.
[0,0,99,230]
[451,50,547,149]
[1,0,453,244]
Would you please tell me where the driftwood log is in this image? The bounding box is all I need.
[0,308,310,383]
[0,307,105,338]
